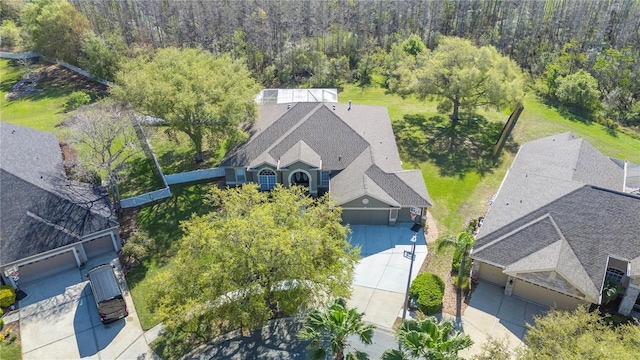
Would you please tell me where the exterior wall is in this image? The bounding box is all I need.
[512,278,586,310]
[282,162,319,194]
[608,257,628,272]
[341,196,391,210]
[477,262,509,286]
[397,207,426,224]
[224,168,236,183]
[342,209,390,225]
[517,271,585,298]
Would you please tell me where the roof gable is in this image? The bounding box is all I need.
[278,140,322,169]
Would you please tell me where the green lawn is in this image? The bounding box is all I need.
[127,182,217,329]
[1,60,72,130]
[0,342,21,360]
[340,84,640,237]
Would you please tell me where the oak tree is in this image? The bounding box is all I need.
[114,47,259,162]
[147,184,359,350]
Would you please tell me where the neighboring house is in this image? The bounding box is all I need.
[471,132,640,315]
[0,122,120,287]
[220,101,432,225]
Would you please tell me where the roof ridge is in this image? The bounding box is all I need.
[263,103,324,157]
[474,213,554,253]
[26,210,83,240]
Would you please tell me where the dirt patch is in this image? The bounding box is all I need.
[5,64,108,100]
[117,207,141,274]
[441,272,472,317]
[0,321,20,345]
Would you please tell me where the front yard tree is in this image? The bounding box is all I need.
[148,184,359,350]
[64,100,139,203]
[114,47,259,162]
[437,231,475,288]
[521,306,640,359]
[393,36,524,132]
[299,298,375,360]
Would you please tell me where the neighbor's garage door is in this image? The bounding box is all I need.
[18,251,77,284]
[83,235,115,258]
[512,278,584,310]
[342,210,389,225]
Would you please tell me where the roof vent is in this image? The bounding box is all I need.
[287,104,291,110]
[12,130,15,134]
[332,105,336,110]
[348,100,352,111]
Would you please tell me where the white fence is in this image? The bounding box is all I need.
[120,187,171,208]
[165,167,225,185]
[0,51,39,60]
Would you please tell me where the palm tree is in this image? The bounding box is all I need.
[382,317,473,360]
[436,232,475,283]
[299,298,375,360]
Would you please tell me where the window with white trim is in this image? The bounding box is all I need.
[236,168,246,183]
[258,169,277,190]
[320,171,330,187]
[605,268,624,284]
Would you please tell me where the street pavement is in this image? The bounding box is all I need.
[17,253,159,360]
[185,317,397,359]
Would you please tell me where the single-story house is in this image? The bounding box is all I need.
[0,122,121,287]
[220,100,432,225]
[471,132,640,315]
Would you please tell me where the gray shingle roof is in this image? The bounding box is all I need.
[473,186,640,302]
[221,102,431,208]
[0,122,118,264]
[278,140,322,169]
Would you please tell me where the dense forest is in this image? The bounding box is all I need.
[2,0,640,127]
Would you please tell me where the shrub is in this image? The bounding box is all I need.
[122,230,156,261]
[0,285,16,308]
[65,91,92,111]
[0,319,4,331]
[409,273,445,315]
[453,275,471,290]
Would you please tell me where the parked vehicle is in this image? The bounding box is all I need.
[86,264,128,324]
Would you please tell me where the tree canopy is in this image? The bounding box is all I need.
[519,306,640,360]
[113,47,260,162]
[22,0,89,63]
[392,36,524,124]
[147,184,359,354]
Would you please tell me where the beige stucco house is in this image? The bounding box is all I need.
[220,100,431,225]
[472,132,640,315]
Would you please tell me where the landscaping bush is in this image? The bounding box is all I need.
[0,318,4,331]
[0,286,16,308]
[453,275,471,291]
[409,273,445,315]
[65,91,91,111]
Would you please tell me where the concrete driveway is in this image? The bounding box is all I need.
[456,281,547,357]
[347,224,427,329]
[18,254,158,360]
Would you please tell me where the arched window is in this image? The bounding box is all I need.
[290,170,310,186]
[605,268,625,284]
[258,169,277,190]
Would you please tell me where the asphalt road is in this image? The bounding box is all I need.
[185,317,397,359]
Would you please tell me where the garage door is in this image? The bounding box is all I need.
[83,235,115,258]
[512,278,584,310]
[342,210,390,225]
[18,250,78,284]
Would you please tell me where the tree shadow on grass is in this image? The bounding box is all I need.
[118,155,165,198]
[394,113,518,177]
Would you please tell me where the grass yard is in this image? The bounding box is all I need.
[0,342,21,360]
[126,182,217,329]
[340,84,640,239]
[1,60,71,130]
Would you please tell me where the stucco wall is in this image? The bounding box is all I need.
[477,262,509,286]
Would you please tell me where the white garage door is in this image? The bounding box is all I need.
[83,235,115,258]
[18,251,77,284]
[512,278,584,310]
